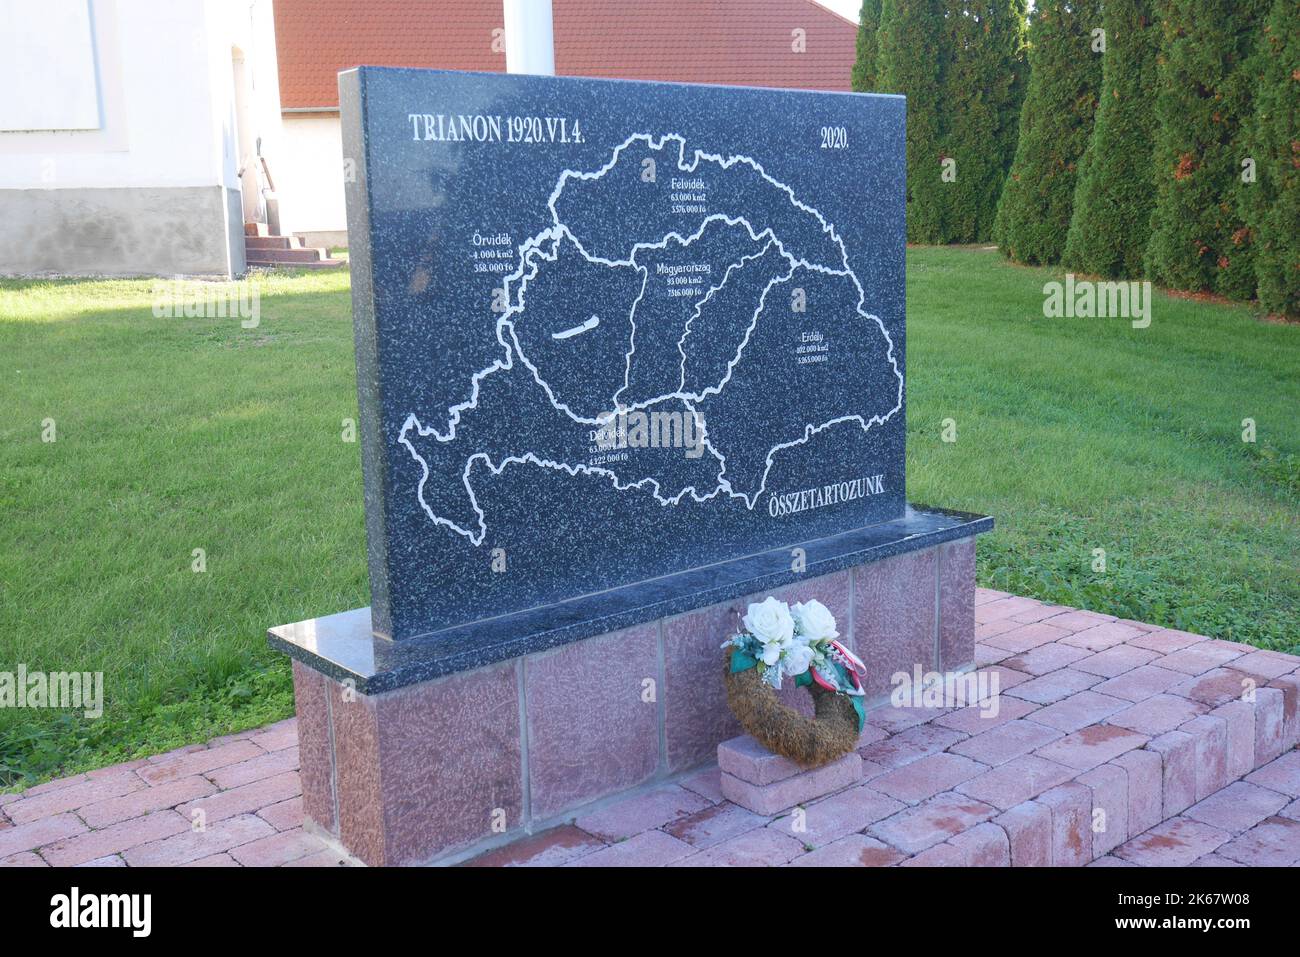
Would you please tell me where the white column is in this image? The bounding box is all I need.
[503,0,555,76]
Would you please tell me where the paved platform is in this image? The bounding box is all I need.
[2,589,1298,867]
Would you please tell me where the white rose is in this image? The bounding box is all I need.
[791,599,838,643]
[760,636,790,666]
[743,596,795,646]
[782,640,815,677]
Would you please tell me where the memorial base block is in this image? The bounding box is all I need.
[719,736,863,815]
[275,509,989,865]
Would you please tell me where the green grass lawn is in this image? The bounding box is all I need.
[1,248,1296,789]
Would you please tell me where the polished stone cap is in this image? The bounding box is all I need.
[268,504,992,694]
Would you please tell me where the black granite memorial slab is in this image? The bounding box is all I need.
[341,67,910,642]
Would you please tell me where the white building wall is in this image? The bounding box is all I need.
[279,113,348,241]
[0,0,287,276]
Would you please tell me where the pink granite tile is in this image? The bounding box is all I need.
[669,826,805,866]
[955,755,1076,811]
[1034,724,1148,771]
[1072,645,1161,679]
[938,538,976,672]
[1000,642,1091,677]
[994,800,1052,866]
[1059,621,1145,652]
[568,829,696,867]
[291,661,336,835]
[786,833,904,867]
[1217,816,1300,866]
[983,622,1072,654]
[662,600,743,771]
[575,784,711,842]
[1003,668,1099,705]
[871,753,986,804]
[372,659,523,865]
[949,719,1062,766]
[867,791,997,854]
[526,624,659,817]
[1029,691,1129,733]
[465,825,606,867]
[1092,664,1185,702]
[1107,694,1208,735]
[1114,816,1231,866]
[1185,781,1289,834]
[853,549,937,698]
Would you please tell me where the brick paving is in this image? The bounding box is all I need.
[2,591,1298,867]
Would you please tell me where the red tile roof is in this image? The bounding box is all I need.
[272,0,858,110]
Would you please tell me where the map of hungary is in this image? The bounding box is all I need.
[397,133,904,546]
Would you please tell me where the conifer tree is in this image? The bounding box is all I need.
[1144,0,1270,296]
[940,0,1029,243]
[877,0,947,243]
[1062,0,1161,277]
[1242,0,1300,317]
[993,0,1104,264]
[851,0,882,92]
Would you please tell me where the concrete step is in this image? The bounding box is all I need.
[245,235,298,250]
[246,246,330,264]
[243,222,269,237]
[246,258,347,270]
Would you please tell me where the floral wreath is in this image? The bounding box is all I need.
[721,596,868,767]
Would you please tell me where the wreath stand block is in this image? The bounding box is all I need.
[718,735,862,816]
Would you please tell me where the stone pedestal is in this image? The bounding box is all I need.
[272,507,990,865]
[718,735,863,815]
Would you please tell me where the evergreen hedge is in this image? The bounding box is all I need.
[993,0,1103,265]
